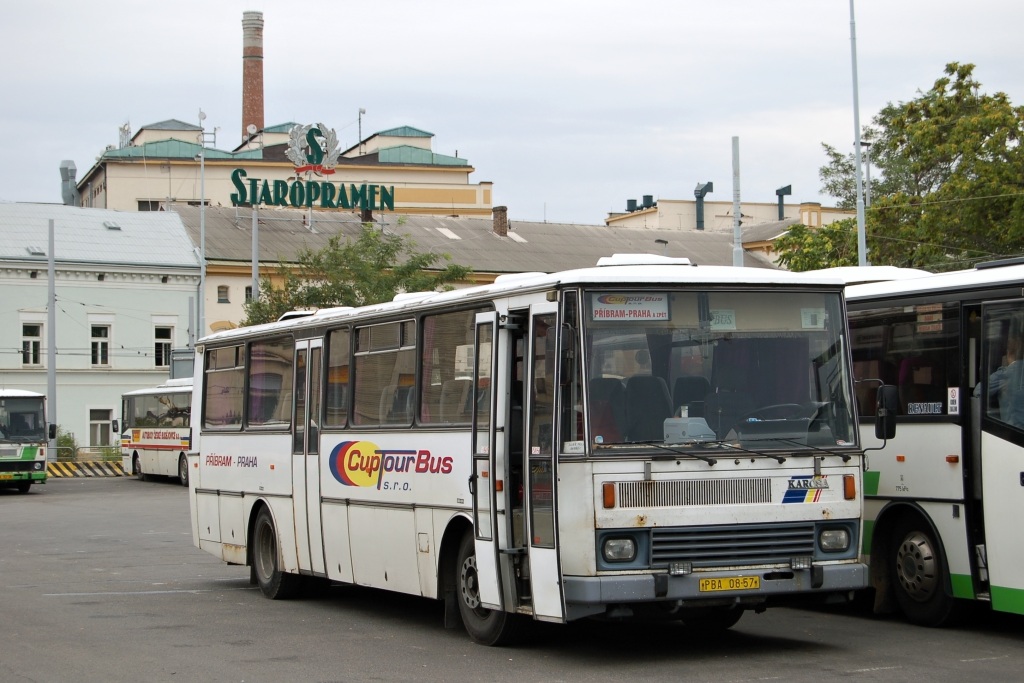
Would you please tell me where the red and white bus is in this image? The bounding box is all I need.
[188,255,880,644]
[120,378,192,485]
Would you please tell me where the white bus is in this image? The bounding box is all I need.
[120,378,193,485]
[189,255,878,644]
[0,390,52,493]
[847,258,1024,625]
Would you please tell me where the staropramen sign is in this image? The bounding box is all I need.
[230,122,395,211]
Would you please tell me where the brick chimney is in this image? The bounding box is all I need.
[492,206,509,237]
[241,11,265,141]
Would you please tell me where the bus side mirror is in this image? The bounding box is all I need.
[48,423,57,440]
[874,385,898,440]
[112,420,119,433]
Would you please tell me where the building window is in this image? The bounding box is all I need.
[91,325,110,366]
[89,409,113,448]
[138,200,161,211]
[22,324,42,366]
[155,326,172,368]
[245,286,253,302]
[218,286,230,303]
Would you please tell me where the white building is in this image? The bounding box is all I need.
[0,203,200,452]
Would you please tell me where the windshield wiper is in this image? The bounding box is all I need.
[621,440,718,466]
[709,440,787,463]
[743,437,853,463]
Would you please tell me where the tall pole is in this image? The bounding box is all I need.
[358,108,366,155]
[252,205,260,302]
[849,0,868,266]
[47,219,56,460]
[731,137,743,267]
[198,109,207,341]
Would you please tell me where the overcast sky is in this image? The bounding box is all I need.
[2,1,1021,224]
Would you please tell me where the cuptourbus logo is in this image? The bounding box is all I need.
[328,440,453,491]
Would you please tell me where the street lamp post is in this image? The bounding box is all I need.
[197,109,207,341]
[860,141,872,208]
[849,0,868,266]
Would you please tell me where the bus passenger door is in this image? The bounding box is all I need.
[526,302,565,621]
[471,312,503,609]
[293,338,326,576]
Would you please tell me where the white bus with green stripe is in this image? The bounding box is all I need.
[0,390,50,494]
[848,258,1024,624]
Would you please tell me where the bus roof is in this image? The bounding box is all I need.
[804,265,932,285]
[198,257,848,345]
[846,261,1024,302]
[121,377,193,398]
[0,389,45,399]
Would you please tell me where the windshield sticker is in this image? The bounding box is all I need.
[801,308,826,329]
[592,293,670,321]
[709,309,736,331]
[563,440,585,454]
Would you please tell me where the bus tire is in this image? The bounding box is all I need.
[252,507,302,600]
[134,454,148,482]
[16,481,31,494]
[889,516,955,626]
[178,454,189,487]
[681,605,744,631]
[455,531,520,646]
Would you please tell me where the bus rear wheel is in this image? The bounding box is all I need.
[178,454,189,487]
[889,517,955,626]
[455,532,520,646]
[134,455,148,482]
[252,507,302,600]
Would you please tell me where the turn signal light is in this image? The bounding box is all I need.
[843,474,856,501]
[602,482,615,509]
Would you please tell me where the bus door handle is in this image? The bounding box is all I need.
[468,473,477,495]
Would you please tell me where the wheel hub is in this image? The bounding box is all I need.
[460,555,481,610]
[895,531,938,602]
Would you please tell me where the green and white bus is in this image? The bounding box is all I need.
[848,258,1024,624]
[0,390,51,494]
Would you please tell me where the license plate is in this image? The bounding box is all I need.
[699,576,760,592]
[0,473,14,480]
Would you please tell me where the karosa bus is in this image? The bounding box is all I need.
[188,255,885,644]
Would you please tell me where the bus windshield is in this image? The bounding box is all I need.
[0,396,47,443]
[584,289,855,450]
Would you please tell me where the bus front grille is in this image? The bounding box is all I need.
[651,522,816,568]
[616,477,772,508]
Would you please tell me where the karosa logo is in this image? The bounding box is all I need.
[328,440,454,490]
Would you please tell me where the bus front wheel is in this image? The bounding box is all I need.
[252,507,302,600]
[16,481,31,494]
[889,517,955,626]
[455,532,519,646]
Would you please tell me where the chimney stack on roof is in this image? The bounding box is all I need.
[241,11,265,142]
[492,206,509,236]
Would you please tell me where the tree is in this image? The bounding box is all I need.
[242,223,472,326]
[804,62,1024,271]
[773,220,858,271]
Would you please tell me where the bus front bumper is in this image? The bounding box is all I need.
[563,563,867,618]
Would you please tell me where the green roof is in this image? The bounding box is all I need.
[376,126,434,138]
[263,122,301,134]
[378,145,467,166]
[101,139,263,161]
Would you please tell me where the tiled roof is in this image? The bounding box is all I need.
[169,205,776,273]
[0,203,199,269]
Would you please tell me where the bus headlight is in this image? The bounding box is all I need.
[819,528,850,552]
[602,537,637,562]
[33,462,44,471]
